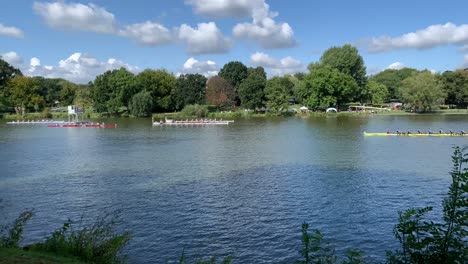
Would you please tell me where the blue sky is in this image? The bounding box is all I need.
[1,0,467,83]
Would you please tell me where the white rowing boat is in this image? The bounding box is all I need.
[152,118,234,126]
[6,120,66,124]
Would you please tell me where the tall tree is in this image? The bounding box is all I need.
[298,68,358,110]
[92,68,137,114]
[205,76,235,109]
[0,58,22,90]
[238,70,266,110]
[135,69,176,112]
[219,61,248,106]
[264,77,290,112]
[218,61,248,88]
[173,74,207,110]
[320,44,367,91]
[60,81,79,106]
[400,71,445,112]
[129,90,153,117]
[4,76,44,116]
[440,70,468,107]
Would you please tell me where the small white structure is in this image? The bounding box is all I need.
[300,106,309,113]
[326,107,338,113]
[68,105,84,122]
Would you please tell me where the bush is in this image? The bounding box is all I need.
[0,211,34,248]
[180,104,209,118]
[30,212,130,264]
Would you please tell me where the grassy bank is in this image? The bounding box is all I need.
[0,248,84,264]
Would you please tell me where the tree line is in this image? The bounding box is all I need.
[1,44,468,117]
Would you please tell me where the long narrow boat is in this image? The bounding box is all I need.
[364,132,468,137]
[152,119,234,126]
[48,123,117,128]
[6,120,66,124]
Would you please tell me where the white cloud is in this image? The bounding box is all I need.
[250,52,303,76]
[1,51,23,66]
[178,57,218,77]
[463,54,468,68]
[33,1,118,34]
[387,62,406,70]
[0,23,24,38]
[177,22,232,54]
[121,21,173,46]
[232,1,296,49]
[10,52,138,84]
[368,23,468,53]
[185,0,265,18]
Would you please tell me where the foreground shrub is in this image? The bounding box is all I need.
[0,211,34,248]
[30,212,130,264]
[180,104,209,118]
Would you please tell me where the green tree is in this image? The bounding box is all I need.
[400,71,445,112]
[205,76,235,109]
[129,90,153,117]
[387,146,468,263]
[34,77,62,107]
[370,68,419,101]
[298,68,358,110]
[238,69,266,110]
[135,69,176,112]
[367,80,389,104]
[219,61,248,106]
[440,70,468,107]
[4,76,45,116]
[74,84,93,110]
[218,61,248,89]
[319,44,367,100]
[173,74,207,110]
[0,58,22,90]
[264,77,290,112]
[60,81,78,106]
[92,68,137,114]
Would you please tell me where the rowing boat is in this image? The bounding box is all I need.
[364,132,468,137]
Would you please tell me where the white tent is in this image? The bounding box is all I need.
[300,106,308,110]
[326,107,337,113]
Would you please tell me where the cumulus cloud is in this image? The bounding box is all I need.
[121,21,173,46]
[33,1,118,34]
[368,22,468,53]
[250,52,303,76]
[387,62,406,70]
[232,1,296,49]
[463,54,468,68]
[178,57,219,77]
[1,51,23,66]
[0,23,24,38]
[9,52,139,84]
[185,0,265,18]
[177,22,232,54]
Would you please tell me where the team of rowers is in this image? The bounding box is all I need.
[389,129,466,135]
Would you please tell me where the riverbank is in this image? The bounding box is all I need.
[1,108,467,121]
[0,248,84,264]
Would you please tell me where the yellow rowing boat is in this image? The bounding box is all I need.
[364,132,468,137]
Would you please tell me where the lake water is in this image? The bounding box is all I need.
[1,115,467,263]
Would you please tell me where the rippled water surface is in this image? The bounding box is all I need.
[1,115,467,263]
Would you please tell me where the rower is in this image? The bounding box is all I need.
[396,129,401,135]
[386,129,390,134]
[439,129,443,134]
[428,128,432,134]
[417,129,422,134]
[407,130,411,135]
[449,129,454,135]
[461,130,466,135]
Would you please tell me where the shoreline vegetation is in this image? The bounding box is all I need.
[1,44,467,121]
[1,108,467,121]
[1,146,467,263]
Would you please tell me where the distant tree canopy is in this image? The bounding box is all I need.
[370,68,419,101]
[299,67,358,110]
[238,68,266,110]
[400,71,446,112]
[0,58,22,90]
[440,70,468,107]
[265,77,290,112]
[173,74,207,110]
[135,69,175,112]
[218,61,248,89]
[4,76,44,116]
[129,90,153,117]
[367,80,389,105]
[319,44,367,91]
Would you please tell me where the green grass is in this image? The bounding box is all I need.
[0,248,84,264]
